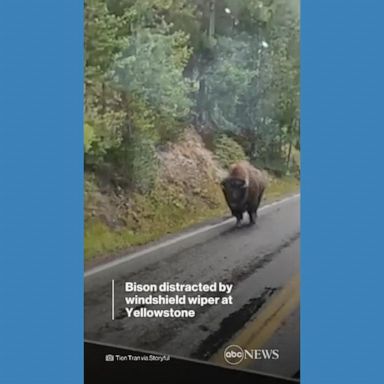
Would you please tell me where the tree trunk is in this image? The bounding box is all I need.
[208,0,215,39]
[286,120,294,171]
[287,139,293,170]
[197,0,215,127]
[101,81,106,115]
[121,91,132,140]
[197,77,206,125]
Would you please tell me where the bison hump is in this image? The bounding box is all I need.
[228,160,267,191]
[228,161,249,181]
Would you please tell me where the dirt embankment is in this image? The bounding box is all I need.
[85,129,228,261]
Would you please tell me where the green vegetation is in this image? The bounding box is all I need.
[84,0,300,261]
[214,134,248,168]
[265,176,300,202]
[85,194,225,260]
[85,174,299,260]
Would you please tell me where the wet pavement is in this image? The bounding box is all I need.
[85,194,300,380]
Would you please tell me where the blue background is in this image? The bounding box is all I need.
[0,1,83,383]
[0,0,383,383]
[301,0,384,383]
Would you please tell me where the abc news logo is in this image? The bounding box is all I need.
[224,345,279,366]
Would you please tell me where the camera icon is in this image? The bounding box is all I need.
[105,354,114,362]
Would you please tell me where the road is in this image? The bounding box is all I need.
[85,194,300,380]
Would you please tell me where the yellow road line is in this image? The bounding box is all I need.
[210,273,300,369]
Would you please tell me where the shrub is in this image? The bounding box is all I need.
[214,134,247,169]
[125,134,159,194]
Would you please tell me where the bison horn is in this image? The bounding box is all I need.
[241,178,249,188]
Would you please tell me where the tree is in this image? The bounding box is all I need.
[83,0,300,182]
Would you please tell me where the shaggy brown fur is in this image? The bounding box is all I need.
[221,160,267,226]
[228,161,249,183]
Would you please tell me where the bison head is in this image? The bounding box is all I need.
[221,177,249,210]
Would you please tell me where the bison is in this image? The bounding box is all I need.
[220,160,267,226]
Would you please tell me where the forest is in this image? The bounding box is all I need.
[84,0,300,260]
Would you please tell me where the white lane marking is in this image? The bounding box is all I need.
[84,194,300,278]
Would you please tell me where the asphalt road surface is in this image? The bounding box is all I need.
[85,194,300,380]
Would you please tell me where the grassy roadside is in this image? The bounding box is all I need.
[84,176,300,262]
[264,176,300,203]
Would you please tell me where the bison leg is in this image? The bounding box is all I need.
[248,209,256,225]
[235,211,243,227]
